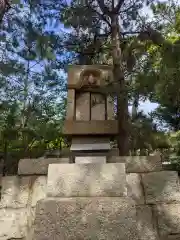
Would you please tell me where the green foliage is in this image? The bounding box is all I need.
[1,0,180,170]
[0,1,68,174]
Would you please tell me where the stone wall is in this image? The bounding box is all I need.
[0,156,180,239]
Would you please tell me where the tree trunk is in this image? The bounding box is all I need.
[0,0,10,23]
[111,14,129,156]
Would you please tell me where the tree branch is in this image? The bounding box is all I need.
[114,0,126,13]
[87,5,111,28]
[0,0,11,24]
[96,0,110,15]
[119,4,136,13]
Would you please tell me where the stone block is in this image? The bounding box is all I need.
[107,95,114,120]
[155,204,180,237]
[30,176,47,207]
[75,156,106,164]
[71,137,110,151]
[126,173,144,204]
[75,92,90,120]
[142,171,180,204]
[63,120,118,135]
[18,157,69,175]
[125,156,162,173]
[91,93,105,120]
[67,65,113,88]
[163,235,180,240]
[66,89,75,120]
[47,163,127,197]
[33,198,139,240]
[0,208,28,239]
[107,156,125,163]
[107,156,162,172]
[0,176,30,208]
[26,207,36,240]
[136,205,159,240]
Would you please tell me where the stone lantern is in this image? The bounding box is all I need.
[63,65,118,162]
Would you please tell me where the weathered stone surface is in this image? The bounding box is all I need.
[91,93,105,120]
[142,171,180,204]
[75,156,106,164]
[67,65,113,88]
[107,156,125,163]
[18,157,69,175]
[136,205,159,240]
[26,207,36,240]
[0,238,25,240]
[125,156,162,173]
[107,156,162,172]
[30,176,47,207]
[33,198,139,240]
[75,92,90,121]
[66,89,75,120]
[0,208,28,239]
[70,137,110,151]
[47,163,127,197]
[126,173,144,204]
[155,204,180,237]
[63,120,118,135]
[107,95,114,120]
[0,176,30,208]
[163,235,180,240]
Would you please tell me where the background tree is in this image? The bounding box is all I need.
[58,0,166,155]
[0,1,67,174]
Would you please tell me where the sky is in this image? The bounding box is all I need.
[137,101,158,114]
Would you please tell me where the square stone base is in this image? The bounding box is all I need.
[70,137,111,151]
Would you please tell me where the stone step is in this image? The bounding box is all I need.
[75,156,106,163]
[33,198,158,240]
[47,163,127,197]
[18,155,162,175]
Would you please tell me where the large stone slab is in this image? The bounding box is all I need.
[108,156,162,172]
[126,173,144,204]
[75,156,106,164]
[0,176,31,208]
[155,204,180,237]
[18,157,69,175]
[33,198,139,240]
[142,171,180,204]
[136,205,159,240]
[47,163,127,197]
[26,207,36,240]
[126,156,162,173]
[0,208,28,239]
[30,176,47,207]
